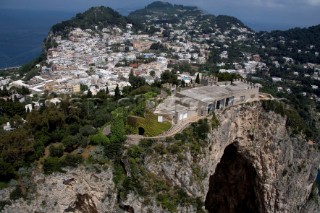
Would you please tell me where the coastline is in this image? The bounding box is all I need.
[0,66,21,71]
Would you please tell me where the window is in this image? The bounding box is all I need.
[251,94,255,98]
[240,96,245,101]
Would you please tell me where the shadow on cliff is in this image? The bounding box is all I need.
[205,143,265,213]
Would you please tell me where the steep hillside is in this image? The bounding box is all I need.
[1,102,319,212]
[256,25,320,63]
[50,6,142,37]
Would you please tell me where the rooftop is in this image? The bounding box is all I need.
[178,81,256,103]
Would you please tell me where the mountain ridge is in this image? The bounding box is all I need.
[47,2,320,38]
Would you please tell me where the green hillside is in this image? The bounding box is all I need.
[51,6,143,36]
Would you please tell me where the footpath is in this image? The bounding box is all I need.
[126,116,205,145]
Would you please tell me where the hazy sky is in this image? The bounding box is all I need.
[1,0,320,30]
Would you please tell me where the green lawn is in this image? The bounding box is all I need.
[128,113,172,137]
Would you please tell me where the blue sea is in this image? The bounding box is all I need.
[0,9,74,69]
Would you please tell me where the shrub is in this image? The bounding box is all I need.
[139,139,153,149]
[167,143,180,154]
[89,132,109,146]
[211,113,219,128]
[61,154,83,167]
[153,143,167,155]
[62,135,76,152]
[0,200,11,211]
[127,145,145,159]
[79,125,97,136]
[49,145,64,158]
[0,159,17,182]
[68,123,80,135]
[9,186,24,201]
[43,157,62,174]
[192,119,209,140]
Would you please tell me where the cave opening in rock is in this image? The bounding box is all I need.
[205,143,265,213]
[138,127,145,135]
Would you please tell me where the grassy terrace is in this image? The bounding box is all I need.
[127,113,172,137]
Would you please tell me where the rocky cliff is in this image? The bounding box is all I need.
[1,102,319,213]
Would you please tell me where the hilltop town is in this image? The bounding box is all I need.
[0,3,319,103]
[1,3,258,97]
[0,2,319,136]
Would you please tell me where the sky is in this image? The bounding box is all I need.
[1,0,320,31]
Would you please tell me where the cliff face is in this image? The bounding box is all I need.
[1,102,319,213]
[203,103,320,213]
[132,102,320,213]
[1,166,118,213]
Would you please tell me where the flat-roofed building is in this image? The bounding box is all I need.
[154,79,259,124]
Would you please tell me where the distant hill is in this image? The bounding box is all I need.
[47,2,254,40]
[260,25,320,47]
[257,25,320,63]
[129,1,202,23]
[50,6,143,37]
[40,1,320,65]
[128,1,253,38]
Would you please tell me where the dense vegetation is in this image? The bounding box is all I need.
[257,25,320,63]
[0,82,162,186]
[129,1,201,24]
[51,6,143,37]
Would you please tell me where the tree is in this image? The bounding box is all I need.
[9,115,24,128]
[105,112,126,159]
[129,70,146,89]
[87,67,94,76]
[150,42,166,50]
[20,86,30,95]
[0,129,34,168]
[0,87,9,97]
[87,89,92,98]
[43,107,65,132]
[49,145,64,157]
[195,73,200,84]
[80,84,88,92]
[0,158,16,182]
[114,84,121,100]
[89,132,110,145]
[43,157,62,174]
[79,125,97,136]
[150,70,156,78]
[161,70,178,85]
[181,80,186,87]
[61,154,83,167]
[162,30,171,38]
[62,135,78,152]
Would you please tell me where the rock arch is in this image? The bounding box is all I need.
[205,143,265,213]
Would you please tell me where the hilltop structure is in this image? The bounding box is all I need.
[155,78,260,124]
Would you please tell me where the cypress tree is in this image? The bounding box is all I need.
[195,73,200,84]
[87,89,92,98]
[114,84,120,100]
